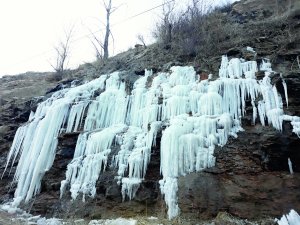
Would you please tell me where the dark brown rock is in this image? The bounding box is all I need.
[178,172,300,220]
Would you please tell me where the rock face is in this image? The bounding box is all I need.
[178,122,300,220]
[178,172,300,220]
[232,0,300,19]
[0,72,58,203]
[1,0,300,222]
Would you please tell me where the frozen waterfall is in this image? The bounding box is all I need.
[3,56,300,220]
[277,209,300,225]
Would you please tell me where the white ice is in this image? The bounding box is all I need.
[246,46,255,53]
[2,75,107,205]
[277,209,300,225]
[4,55,300,221]
[89,218,137,225]
[60,124,127,201]
[288,158,294,175]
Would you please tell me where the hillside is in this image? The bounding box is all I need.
[0,0,300,224]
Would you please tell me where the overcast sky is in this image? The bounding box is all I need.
[0,0,236,77]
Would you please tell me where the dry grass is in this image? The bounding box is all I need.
[153,1,238,57]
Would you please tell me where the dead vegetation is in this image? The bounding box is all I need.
[52,0,300,83]
[153,1,237,56]
[152,0,300,74]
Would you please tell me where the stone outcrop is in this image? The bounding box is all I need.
[0,72,59,202]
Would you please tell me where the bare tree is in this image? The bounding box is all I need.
[137,34,146,47]
[51,27,74,78]
[88,0,119,60]
[152,0,176,47]
[89,25,115,60]
[187,0,201,19]
[102,0,119,59]
[89,30,104,60]
[187,0,212,18]
[161,0,175,45]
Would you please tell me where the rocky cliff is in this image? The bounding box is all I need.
[0,0,300,224]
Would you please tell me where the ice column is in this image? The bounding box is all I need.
[61,124,127,201]
[3,75,107,205]
[118,71,164,200]
[277,209,300,225]
[84,72,129,130]
[288,158,294,175]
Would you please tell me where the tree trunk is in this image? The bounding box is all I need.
[103,0,112,60]
[103,11,110,59]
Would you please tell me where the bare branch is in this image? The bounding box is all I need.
[86,26,105,60]
[92,37,104,59]
[109,29,115,55]
[137,34,146,47]
[101,0,122,59]
[160,0,175,44]
[50,26,74,77]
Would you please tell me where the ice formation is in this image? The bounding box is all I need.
[246,46,255,53]
[3,56,300,220]
[288,158,294,175]
[0,202,136,225]
[2,75,107,206]
[89,218,137,225]
[277,209,300,225]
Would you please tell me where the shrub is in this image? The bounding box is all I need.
[154,0,239,57]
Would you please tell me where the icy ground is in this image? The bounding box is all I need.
[1,208,299,225]
[0,208,138,225]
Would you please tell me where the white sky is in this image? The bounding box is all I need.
[0,0,236,77]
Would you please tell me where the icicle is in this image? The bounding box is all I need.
[281,74,289,107]
[291,120,300,137]
[84,72,129,130]
[15,102,70,203]
[277,209,300,225]
[266,108,283,131]
[258,101,266,126]
[62,124,127,200]
[160,115,193,178]
[159,178,180,220]
[288,158,294,175]
[168,66,196,86]
[4,75,107,206]
[242,61,257,79]
[161,67,196,120]
[199,92,222,116]
[228,58,242,78]
[219,55,229,78]
[119,122,161,201]
[28,111,35,121]
[121,178,141,201]
[66,102,89,132]
[162,95,190,120]
[2,125,32,178]
[128,70,154,127]
[260,59,272,72]
[114,127,142,179]
[217,113,233,146]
